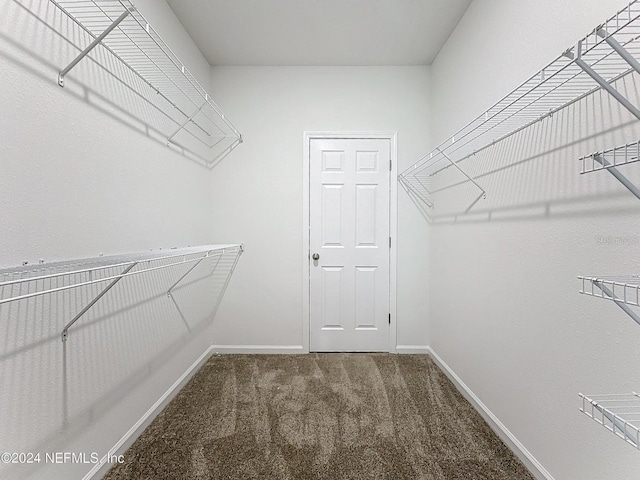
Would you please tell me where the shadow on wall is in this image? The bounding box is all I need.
[0,0,239,169]
[399,184,433,224]
[0,249,240,478]
[407,73,640,224]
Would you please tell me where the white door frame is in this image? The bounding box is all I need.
[302,132,398,353]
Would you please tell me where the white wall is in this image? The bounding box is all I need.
[0,1,234,478]
[208,66,430,352]
[429,1,640,479]
[12,1,634,478]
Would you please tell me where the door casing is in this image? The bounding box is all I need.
[302,132,398,353]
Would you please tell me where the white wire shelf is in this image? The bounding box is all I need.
[579,140,640,201]
[50,0,242,165]
[398,148,486,214]
[580,140,640,174]
[579,275,640,326]
[579,276,640,306]
[0,244,243,341]
[580,393,640,449]
[400,0,640,212]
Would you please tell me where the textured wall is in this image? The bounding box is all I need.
[428,1,640,479]
[208,66,431,352]
[0,0,235,478]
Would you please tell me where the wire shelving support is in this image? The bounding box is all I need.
[578,275,640,326]
[400,0,640,214]
[0,244,243,342]
[398,147,486,214]
[579,393,640,449]
[579,140,640,201]
[50,0,242,166]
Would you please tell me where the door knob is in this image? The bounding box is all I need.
[312,253,320,261]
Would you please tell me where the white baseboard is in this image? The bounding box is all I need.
[84,345,216,480]
[427,347,554,480]
[212,344,305,354]
[396,345,430,354]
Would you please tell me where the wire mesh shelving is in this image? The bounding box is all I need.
[50,0,242,166]
[580,140,640,174]
[580,393,640,449]
[579,140,640,201]
[579,275,640,307]
[398,147,486,213]
[0,244,243,342]
[400,0,640,214]
[578,275,640,326]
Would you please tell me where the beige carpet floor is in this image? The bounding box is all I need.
[104,354,534,479]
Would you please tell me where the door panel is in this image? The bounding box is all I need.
[355,184,377,246]
[321,266,344,330]
[310,138,390,352]
[355,266,377,329]
[322,185,344,246]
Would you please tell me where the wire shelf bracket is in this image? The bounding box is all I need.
[400,1,640,214]
[580,393,640,449]
[598,27,640,86]
[0,245,243,342]
[50,0,242,165]
[398,147,487,213]
[564,29,640,121]
[578,275,640,326]
[61,261,137,342]
[57,7,133,87]
[579,140,640,201]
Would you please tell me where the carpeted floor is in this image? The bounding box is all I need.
[104,354,534,479]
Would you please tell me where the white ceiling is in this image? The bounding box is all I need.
[165,0,472,66]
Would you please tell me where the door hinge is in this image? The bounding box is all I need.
[389,159,392,171]
[389,237,391,248]
[388,313,391,324]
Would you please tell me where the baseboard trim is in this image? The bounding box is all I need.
[396,345,430,354]
[427,347,554,480]
[83,345,216,480]
[212,344,305,354]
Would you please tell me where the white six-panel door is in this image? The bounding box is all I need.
[309,138,390,352]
